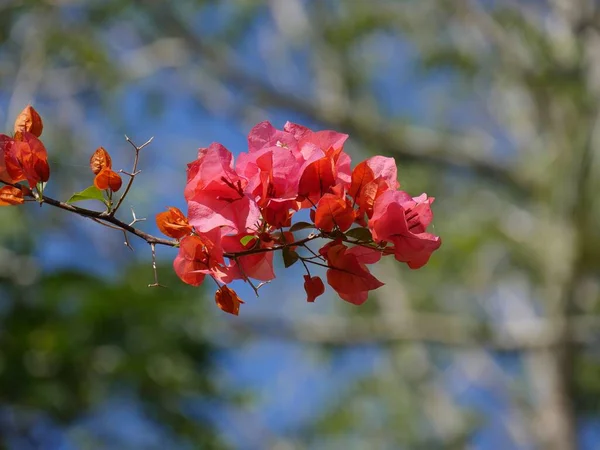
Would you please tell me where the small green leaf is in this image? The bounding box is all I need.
[282,247,299,268]
[240,235,258,246]
[67,185,106,204]
[289,221,314,232]
[345,227,373,242]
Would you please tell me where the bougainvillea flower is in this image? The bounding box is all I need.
[90,147,112,175]
[247,121,298,153]
[185,143,260,234]
[0,185,25,206]
[215,285,244,315]
[369,190,441,269]
[236,140,304,226]
[349,156,399,223]
[156,207,193,239]
[314,193,355,232]
[94,167,122,192]
[188,194,260,234]
[173,230,239,286]
[320,241,384,305]
[297,129,349,161]
[0,135,14,183]
[262,201,297,228]
[14,105,43,137]
[4,132,50,186]
[184,143,248,200]
[297,146,352,205]
[222,233,276,281]
[283,121,312,140]
[303,275,325,302]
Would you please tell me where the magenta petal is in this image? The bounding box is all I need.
[188,195,260,234]
[366,156,399,190]
[247,121,297,152]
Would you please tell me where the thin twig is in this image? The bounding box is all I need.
[148,243,164,287]
[0,180,177,247]
[231,255,261,297]
[110,135,153,216]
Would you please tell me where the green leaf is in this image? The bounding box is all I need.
[67,185,106,205]
[289,221,314,232]
[345,227,373,242]
[282,247,299,268]
[240,235,258,246]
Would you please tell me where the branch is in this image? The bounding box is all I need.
[111,135,153,216]
[1,180,177,247]
[1,180,329,262]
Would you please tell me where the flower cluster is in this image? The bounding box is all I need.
[157,121,441,314]
[0,106,50,205]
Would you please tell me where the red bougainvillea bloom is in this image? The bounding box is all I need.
[247,120,299,153]
[222,233,276,281]
[303,275,325,302]
[90,147,112,175]
[314,193,355,232]
[185,143,260,234]
[236,123,304,227]
[161,119,441,314]
[94,167,122,192]
[297,146,351,205]
[0,135,14,183]
[14,105,43,137]
[156,207,193,239]
[349,156,399,223]
[320,241,384,305]
[0,185,25,206]
[3,132,50,186]
[173,230,239,286]
[215,285,244,315]
[369,190,441,269]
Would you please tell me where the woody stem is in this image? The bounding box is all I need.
[110,135,153,216]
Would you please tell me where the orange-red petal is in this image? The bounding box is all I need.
[215,286,244,315]
[314,193,355,232]
[303,275,325,302]
[155,207,193,239]
[94,168,122,192]
[0,185,25,206]
[90,147,112,175]
[14,105,43,137]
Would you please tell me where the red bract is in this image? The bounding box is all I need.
[349,156,399,223]
[156,207,193,239]
[222,234,275,281]
[173,231,238,286]
[320,241,384,305]
[94,168,122,192]
[215,286,244,315]
[0,185,25,206]
[90,147,112,175]
[297,146,351,205]
[4,132,50,187]
[14,105,43,137]
[247,121,299,153]
[303,275,325,302]
[0,135,14,183]
[236,136,303,227]
[185,143,260,234]
[369,190,441,269]
[314,193,355,232]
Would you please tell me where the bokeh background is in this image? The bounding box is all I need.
[1,1,599,449]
